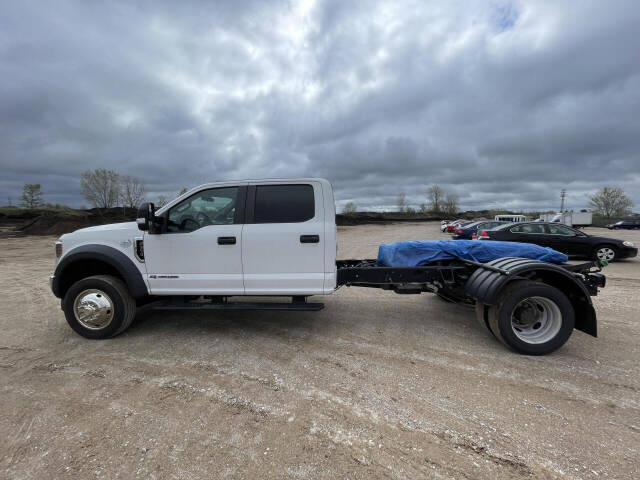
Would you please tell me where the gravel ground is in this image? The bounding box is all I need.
[1,222,639,479]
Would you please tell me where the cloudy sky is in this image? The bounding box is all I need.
[1,0,639,212]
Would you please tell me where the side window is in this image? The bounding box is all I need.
[167,187,238,233]
[511,224,544,234]
[547,225,575,236]
[253,184,315,223]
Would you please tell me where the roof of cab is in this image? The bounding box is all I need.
[156,178,332,214]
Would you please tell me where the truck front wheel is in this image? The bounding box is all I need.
[487,281,575,355]
[62,275,137,339]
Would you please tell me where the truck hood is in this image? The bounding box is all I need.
[73,221,138,233]
[60,221,139,241]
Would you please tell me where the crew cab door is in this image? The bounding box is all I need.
[143,185,246,294]
[242,182,325,295]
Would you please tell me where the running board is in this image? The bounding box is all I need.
[153,296,324,312]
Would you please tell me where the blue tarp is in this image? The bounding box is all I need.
[377,240,568,266]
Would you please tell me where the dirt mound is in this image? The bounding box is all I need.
[4,208,138,236]
[337,212,451,226]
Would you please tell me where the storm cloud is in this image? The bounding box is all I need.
[1,0,639,211]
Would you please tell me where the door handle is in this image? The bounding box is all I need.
[217,236,236,245]
[300,235,319,243]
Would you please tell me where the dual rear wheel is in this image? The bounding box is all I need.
[475,281,575,355]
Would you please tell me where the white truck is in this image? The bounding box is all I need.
[538,212,593,228]
[50,178,606,355]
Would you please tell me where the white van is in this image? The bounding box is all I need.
[494,214,527,222]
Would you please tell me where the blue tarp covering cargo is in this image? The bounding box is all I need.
[377,240,568,266]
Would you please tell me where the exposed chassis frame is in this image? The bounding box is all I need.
[336,258,604,300]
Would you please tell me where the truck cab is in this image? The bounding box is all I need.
[51,178,337,339]
[142,178,337,295]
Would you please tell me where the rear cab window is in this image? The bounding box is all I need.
[252,184,315,223]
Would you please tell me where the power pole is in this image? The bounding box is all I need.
[560,189,566,212]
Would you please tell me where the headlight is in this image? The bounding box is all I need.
[623,241,635,247]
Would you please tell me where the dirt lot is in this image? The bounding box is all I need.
[1,222,639,479]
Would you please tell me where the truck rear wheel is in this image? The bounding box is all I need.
[62,275,137,339]
[487,280,575,355]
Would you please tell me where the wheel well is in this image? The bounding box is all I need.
[593,243,617,251]
[57,259,125,299]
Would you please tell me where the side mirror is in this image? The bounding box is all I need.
[137,202,156,232]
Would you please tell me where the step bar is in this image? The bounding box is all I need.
[152,295,324,312]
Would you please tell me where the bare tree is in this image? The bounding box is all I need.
[589,187,634,218]
[178,187,189,196]
[20,183,44,209]
[342,201,357,214]
[418,203,427,213]
[443,194,459,216]
[81,169,121,209]
[156,195,168,208]
[396,193,407,213]
[427,185,444,212]
[120,175,146,209]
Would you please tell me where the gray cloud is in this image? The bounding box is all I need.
[1,0,639,211]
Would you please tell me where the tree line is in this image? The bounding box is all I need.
[16,169,188,211]
[342,184,636,219]
[342,185,461,216]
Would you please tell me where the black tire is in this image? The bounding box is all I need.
[62,275,137,339]
[593,244,617,262]
[474,302,494,337]
[487,280,575,355]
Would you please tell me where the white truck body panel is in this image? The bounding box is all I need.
[143,223,245,294]
[56,221,150,289]
[242,180,327,295]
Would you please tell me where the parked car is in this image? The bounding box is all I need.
[440,220,451,232]
[478,222,637,262]
[452,220,507,240]
[443,218,463,232]
[445,219,472,233]
[607,220,640,230]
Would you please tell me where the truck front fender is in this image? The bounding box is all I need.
[466,257,597,337]
[52,244,148,299]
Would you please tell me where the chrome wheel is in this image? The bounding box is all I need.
[510,296,562,344]
[596,247,615,261]
[73,289,114,330]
